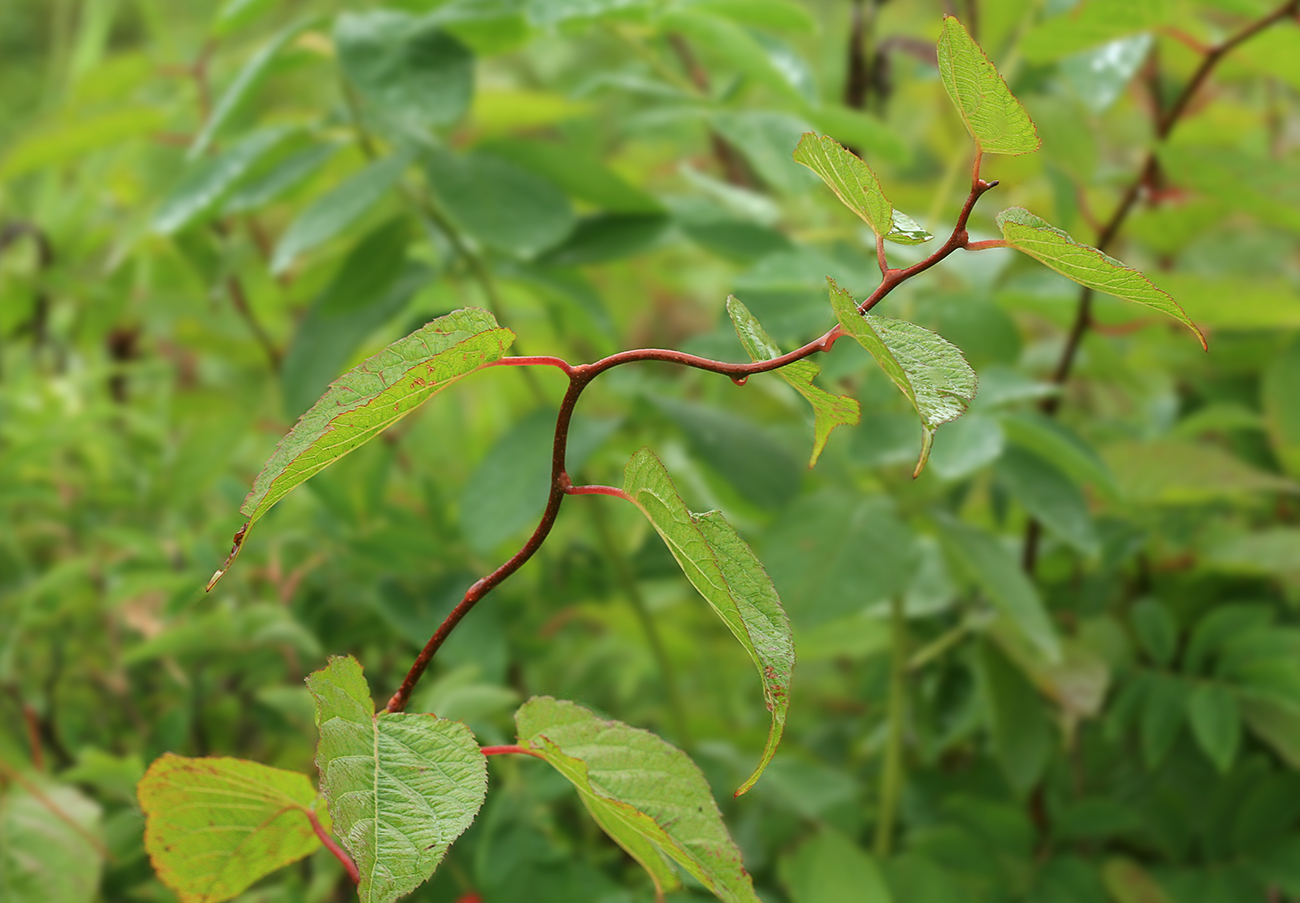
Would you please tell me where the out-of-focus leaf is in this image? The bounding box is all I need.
[1202,529,1300,581]
[1020,0,1174,61]
[213,0,279,36]
[978,640,1054,796]
[0,777,103,903]
[1159,145,1300,235]
[1140,672,1187,769]
[997,208,1205,348]
[792,133,930,245]
[779,830,893,903]
[1101,440,1298,504]
[153,128,290,234]
[1102,857,1175,903]
[995,445,1096,554]
[727,295,859,466]
[1131,599,1177,667]
[690,0,817,32]
[936,16,1040,156]
[658,9,804,103]
[515,697,761,902]
[209,308,512,589]
[525,0,653,27]
[479,138,661,213]
[927,413,1004,481]
[1264,337,1300,478]
[270,150,412,274]
[934,515,1060,661]
[335,12,474,134]
[307,657,487,903]
[830,279,977,477]
[1240,694,1300,769]
[540,212,669,266]
[623,449,793,795]
[425,148,575,258]
[998,413,1119,501]
[1,107,168,178]
[1059,34,1152,114]
[1186,605,1274,675]
[803,104,910,168]
[1187,683,1241,773]
[223,143,338,214]
[711,111,819,195]
[138,755,322,903]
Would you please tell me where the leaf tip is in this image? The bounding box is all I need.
[206,521,250,592]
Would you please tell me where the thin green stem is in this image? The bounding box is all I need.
[874,595,907,859]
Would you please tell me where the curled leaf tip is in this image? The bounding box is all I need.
[205,521,249,592]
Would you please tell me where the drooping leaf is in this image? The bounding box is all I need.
[137,755,323,903]
[335,12,474,134]
[153,127,291,234]
[933,514,1060,662]
[1187,683,1242,773]
[828,278,977,477]
[270,149,413,275]
[936,16,1040,156]
[996,207,1206,348]
[208,308,512,589]
[727,295,859,465]
[791,133,931,245]
[622,448,793,794]
[306,656,488,903]
[0,776,103,903]
[515,697,762,903]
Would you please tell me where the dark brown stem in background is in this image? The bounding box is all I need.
[225,275,282,372]
[1025,0,1300,574]
[308,807,359,885]
[386,161,1001,713]
[667,33,754,186]
[845,0,871,110]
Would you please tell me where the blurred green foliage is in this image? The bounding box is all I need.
[3,0,1300,901]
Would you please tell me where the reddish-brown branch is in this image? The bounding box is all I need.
[386,161,1002,712]
[481,744,542,758]
[488,356,574,376]
[307,806,359,885]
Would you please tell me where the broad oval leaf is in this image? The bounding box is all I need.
[307,656,488,903]
[0,776,103,903]
[622,448,793,794]
[1187,683,1241,774]
[138,755,323,903]
[996,207,1207,349]
[208,308,512,590]
[936,16,1040,156]
[792,133,931,245]
[828,278,976,477]
[727,295,859,466]
[515,697,762,903]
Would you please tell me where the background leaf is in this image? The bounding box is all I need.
[0,777,103,903]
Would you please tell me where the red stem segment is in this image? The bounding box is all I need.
[308,807,360,885]
[481,744,542,758]
[385,158,1002,713]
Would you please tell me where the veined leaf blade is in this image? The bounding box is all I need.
[997,207,1206,348]
[138,755,322,903]
[727,295,859,466]
[622,449,793,794]
[306,657,488,903]
[828,279,976,476]
[516,697,762,903]
[936,16,1040,156]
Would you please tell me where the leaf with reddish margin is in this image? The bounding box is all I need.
[936,16,1040,156]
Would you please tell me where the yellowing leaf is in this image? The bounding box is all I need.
[936,16,1040,156]
[137,755,322,903]
[727,295,859,465]
[828,279,976,477]
[622,449,793,795]
[516,697,762,903]
[997,207,1206,349]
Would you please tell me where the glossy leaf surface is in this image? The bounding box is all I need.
[936,16,1040,156]
[622,448,793,794]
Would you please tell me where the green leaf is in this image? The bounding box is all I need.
[936,16,1040,156]
[828,278,977,477]
[1130,599,1177,667]
[209,308,512,589]
[425,148,575,259]
[792,133,931,245]
[213,0,279,37]
[1140,672,1187,769]
[335,12,474,134]
[996,207,1206,349]
[478,137,662,214]
[0,777,103,903]
[0,107,168,179]
[525,0,654,27]
[657,9,805,104]
[997,446,1099,555]
[1240,693,1300,769]
[690,0,817,32]
[270,150,412,275]
[779,829,894,903]
[1187,683,1241,773]
[933,515,1060,661]
[998,413,1119,501]
[306,656,488,903]
[622,448,793,794]
[1101,440,1298,504]
[223,143,338,215]
[1102,857,1175,903]
[515,697,762,903]
[978,640,1053,797]
[1059,35,1152,115]
[137,755,322,903]
[1264,337,1300,478]
[727,295,859,466]
[153,128,291,234]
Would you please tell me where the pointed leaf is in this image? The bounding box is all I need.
[936,16,1040,156]
[154,128,291,234]
[996,207,1206,348]
[792,133,931,245]
[1188,683,1241,774]
[307,657,488,903]
[515,697,761,903]
[138,755,323,903]
[208,308,512,589]
[727,295,859,466]
[622,449,793,794]
[0,777,103,903]
[828,278,976,477]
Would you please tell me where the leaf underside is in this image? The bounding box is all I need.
[727,295,860,466]
[307,656,488,903]
[996,207,1207,348]
[828,278,977,477]
[137,755,322,903]
[622,449,793,795]
[516,697,762,903]
[207,308,513,590]
[936,16,1040,156]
